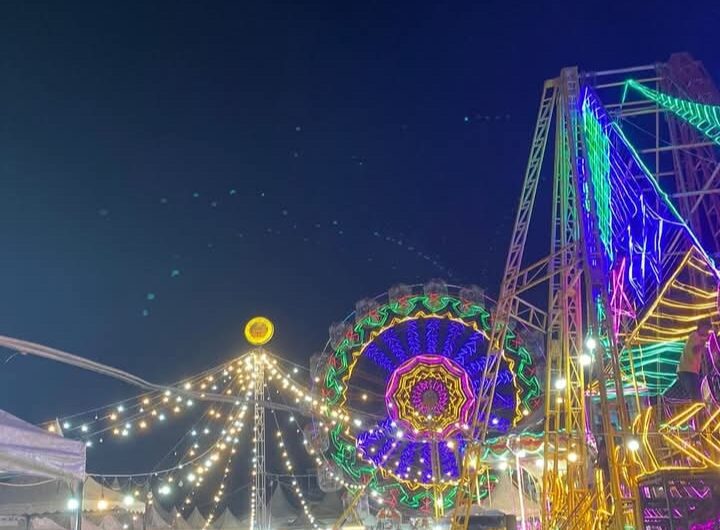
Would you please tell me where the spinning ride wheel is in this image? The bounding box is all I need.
[312,283,542,516]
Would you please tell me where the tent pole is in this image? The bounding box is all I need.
[75,480,84,530]
[142,490,148,530]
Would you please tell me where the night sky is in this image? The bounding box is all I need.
[0,0,718,499]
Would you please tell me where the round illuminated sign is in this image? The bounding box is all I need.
[244,316,274,345]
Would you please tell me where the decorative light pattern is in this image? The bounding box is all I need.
[579,86,719,311]
[317,288,541,511]
[385,354,474,438]
[271,416,319,528]
[582,98,613,258]
[615,248,719,397]
[631,404,720,478]
[625,79,720,147]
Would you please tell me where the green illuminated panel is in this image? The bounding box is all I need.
[627,79,720,147]
[582,99,613,258]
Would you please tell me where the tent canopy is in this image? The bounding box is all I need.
[185,508,204,530]
[212,509,241,530]
[269,484,299,524]
[0,477,142,517]
[0,410,85,482]
[479,475,540,517]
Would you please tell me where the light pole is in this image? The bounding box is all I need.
[506,436,526,530]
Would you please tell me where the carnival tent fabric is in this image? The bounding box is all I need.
[80,518,100,530]
[0,479,74,516]
[185,509,205,530]
[310,492,343,524]
[0,477,143,517]
[268,484,299,528]
[144,504,171,530]
[0,410,85,482]
[97,515,122,530]
[212,510,241,530]
[480,474,541,517]
[168,509,190,530]
[82,478,143,514]
[28,519,65,530]
[0,516,24,530]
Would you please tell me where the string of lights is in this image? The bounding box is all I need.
[269,408,319,528]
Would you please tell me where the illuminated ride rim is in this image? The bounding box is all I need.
[314,285,542,513]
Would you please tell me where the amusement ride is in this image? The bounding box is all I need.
[2,52,720,530]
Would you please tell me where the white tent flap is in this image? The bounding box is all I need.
[0,410,85,481]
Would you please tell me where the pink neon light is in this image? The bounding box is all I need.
[385,354,475,438]
[610,257,636,338]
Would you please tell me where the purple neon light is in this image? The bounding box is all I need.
[385,354,475,438]
[409,378,450,416]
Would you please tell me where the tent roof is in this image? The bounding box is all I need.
[0,410,85,482]
[0,479,73,516]
[478,475,540,517]
[81,517,102,530]
[145,504,171,530]
[98,515,123,530]
[311,492,343,522]
[269,484,299,523]
[186,508,205,530]
[83,477,143,514]
[213,509,241,530]
[28,518,65,530]
[169,508,191,530]
[0,476,143,517]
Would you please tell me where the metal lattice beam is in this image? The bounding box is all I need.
[450,79,557,530]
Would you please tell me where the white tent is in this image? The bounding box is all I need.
[311,492,342,525]
[268,484,299,529]
[0,410,85,482]
[0,479,76,516]
[96,516,122,530]
[82,478,143,514]
[478,474,541,518]
[79,519,100,530]
[0,408,87,530]
[0,477,142,518]
[211,510,240,530]
[168,508,190,530]
[0,516,24,530]
[28,518,65,530]
[185,509,204,530]
[144,504,171,530]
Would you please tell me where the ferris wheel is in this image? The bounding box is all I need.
[309,281,542,518]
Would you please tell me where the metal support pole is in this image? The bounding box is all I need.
[431,438,443,519]
[515,452,526,530]
[75,480,84,530]
[252,351,267,530]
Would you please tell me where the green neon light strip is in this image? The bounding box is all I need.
[619,341,683,394]
[582,98,614,258]
[626,80,720,147]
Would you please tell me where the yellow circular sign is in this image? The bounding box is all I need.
[244,316,274,345]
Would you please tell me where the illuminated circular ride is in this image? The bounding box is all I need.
[313,283,542,514]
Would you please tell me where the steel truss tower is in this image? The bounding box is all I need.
[450,53,720,530]
[252,352,268,530]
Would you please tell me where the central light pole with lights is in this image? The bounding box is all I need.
[245,317,275,530]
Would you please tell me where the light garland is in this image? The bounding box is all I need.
[271,413,319,528]
[46,356,252,445]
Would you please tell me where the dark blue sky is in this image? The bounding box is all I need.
[0,0,717,477]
